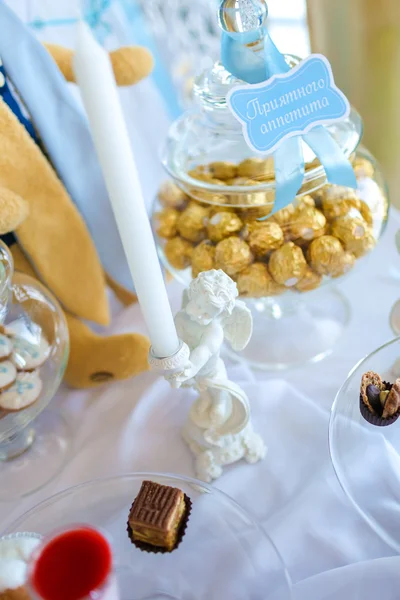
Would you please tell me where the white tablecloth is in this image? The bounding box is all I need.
[2,3,400,595]
[1,208,400,598]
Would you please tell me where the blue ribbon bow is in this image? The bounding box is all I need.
[220,3,357,216]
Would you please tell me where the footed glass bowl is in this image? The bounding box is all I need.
[0,242,69,499]
[330,337,400,553]
[3,473,292,600]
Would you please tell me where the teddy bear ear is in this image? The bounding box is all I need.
[110,46,154,86]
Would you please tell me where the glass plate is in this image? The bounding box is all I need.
[3,473,292,600]
[329,337,400,553]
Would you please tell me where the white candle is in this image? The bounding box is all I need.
[73,22,179,358]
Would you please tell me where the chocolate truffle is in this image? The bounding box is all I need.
[191,240,216,278]
[164,237,193,269]
[215,237,253,277]
[128,481,188,552]
[237,263,285,297]
[268,242,307,287]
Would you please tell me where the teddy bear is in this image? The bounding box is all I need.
[0,6,155,388]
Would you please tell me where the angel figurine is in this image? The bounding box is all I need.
[165,269,266,482]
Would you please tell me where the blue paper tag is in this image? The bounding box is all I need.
[227,54,350,154]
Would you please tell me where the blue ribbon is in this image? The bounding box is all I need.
[220,4,357,217]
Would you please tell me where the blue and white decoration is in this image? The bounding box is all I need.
[220,0,357,216]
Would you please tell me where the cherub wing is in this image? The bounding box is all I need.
[222,300,253,351]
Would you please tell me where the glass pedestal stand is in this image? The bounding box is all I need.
[0,408,71,500]
[225,287,350,370]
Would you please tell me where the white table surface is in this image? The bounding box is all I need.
[2,2,400,596]
[1,207,400,600]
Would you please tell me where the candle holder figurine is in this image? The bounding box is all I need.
[150,269,266,482]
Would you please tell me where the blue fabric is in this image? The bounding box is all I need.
[0,1,136,292]
[0,62,37,141]
[220,3,357,216]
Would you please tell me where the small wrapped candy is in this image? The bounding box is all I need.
[154,208,179,239]
[352,156,374,179]
[208,161,238,180]
[268,242,307,287]
[321,186,361,220]
[158,180,188,210]
[207,211,243,243]
[237,156,274,180]
[289,207,326,242]
[271,203,296,226]
[330,251,356,278]
[242,203,274,220]
[307,235,345,275]
[331,213,369,248]
[164,237,193,269]
[215,236,253,277]
[344,231,376,258]
[191,240,216,277]
[295,267,323,292]
[247,221,284,257]
[187,168,226,186]
[294,194,315,211]
[237,263,286,297]
[177,203,209,243]
[359,201,373,227]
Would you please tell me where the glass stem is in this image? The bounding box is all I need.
[249,294,303,319]
[0,424,36,461]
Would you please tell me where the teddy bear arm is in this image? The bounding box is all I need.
[0,186,29,234]
[44,43,154,86]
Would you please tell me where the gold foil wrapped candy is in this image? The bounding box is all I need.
[290,207,326,242]
[307,235,345,276]
[191,240,216,278]
[269,242,307,287]
[237,263,285,297]
[164,237,193,269]
[215,236,253,277]
[330,251,356,278]
[321,186,361,220]
[231,179,275,209]
[155,208,179,239]
[359,201,373,227]
[352,156,374,179]
[295,267,322,292]
[158,181,188,210]
[177,203,209,243]
[271,203,296,226]
[237,157,274,180]
[343,232,376,258]
[208,161,237,180]
[331,214,369,248]
[207,211,243,243]
[294,194,315,211]
[247,221,284,257]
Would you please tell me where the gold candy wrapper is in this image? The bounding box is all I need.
[269,242,307,287]
[237,263,286,297]
[289,207,326,242]
[330,251,356,278]
[159,181,188,210]
[295,267,323,292]
[177,203,209,243]
[155,208,179,239]
[307,235,345,276]
[207,212,243,243]
[215,236,253,277]
[191,240,216,278]
[154,154,384,298]
[247,221,284,256]
[331,214,369,248]
[164,237,194,270]
[237,157,274,180]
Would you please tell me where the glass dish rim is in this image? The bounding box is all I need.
[2,471,293,597]
[328,335,400,552]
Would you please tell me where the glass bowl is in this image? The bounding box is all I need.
[153,144,389,370]
[0,242,70,499]
[3,473,292,600]
[329,336,400,553]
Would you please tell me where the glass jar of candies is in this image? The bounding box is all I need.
[151,58,389,370]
